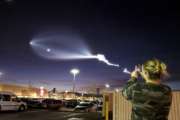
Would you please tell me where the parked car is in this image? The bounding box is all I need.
[0,91,27,111]
[20,98,42,108]
[41,99,62,110]
[97,102,103,111]
[74,102,97,112]
[64,99,79,108]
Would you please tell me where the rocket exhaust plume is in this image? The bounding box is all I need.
[30,31,119,68]
[91,54,119,67]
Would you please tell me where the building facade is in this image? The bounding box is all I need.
[0,83,48,98]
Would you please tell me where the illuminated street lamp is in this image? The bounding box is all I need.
[105,83,110,88]
[115,88,119,92]
[0,72,4,83]
[70,68,80,93]
[65,90,68,93]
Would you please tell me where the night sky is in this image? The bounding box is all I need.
[0,0,179,90]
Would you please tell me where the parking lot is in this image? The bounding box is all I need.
[0,89,103,120]
[0,110,102,120]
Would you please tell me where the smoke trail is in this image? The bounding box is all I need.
[30,32,92,60]
[30,31,119,68]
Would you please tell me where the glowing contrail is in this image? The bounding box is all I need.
[29,32,119,68]
[90,54,119,67]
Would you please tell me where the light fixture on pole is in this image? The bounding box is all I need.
[0,72,4,83]
[70,68,80,93]
[115,88,119,92]
[105,83,110,88]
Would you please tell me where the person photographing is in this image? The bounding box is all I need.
[122,59,172,120]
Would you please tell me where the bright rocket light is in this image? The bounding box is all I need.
[30,41,34,45]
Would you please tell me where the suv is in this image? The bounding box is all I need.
[0,91,27,111]
[74,102,97,112]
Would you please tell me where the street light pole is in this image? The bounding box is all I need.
[73,74,76,93]
[70,68,80,93]
[0,72,4,83]
[105,83,110,89]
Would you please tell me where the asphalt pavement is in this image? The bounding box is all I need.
[0,110,103,120]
